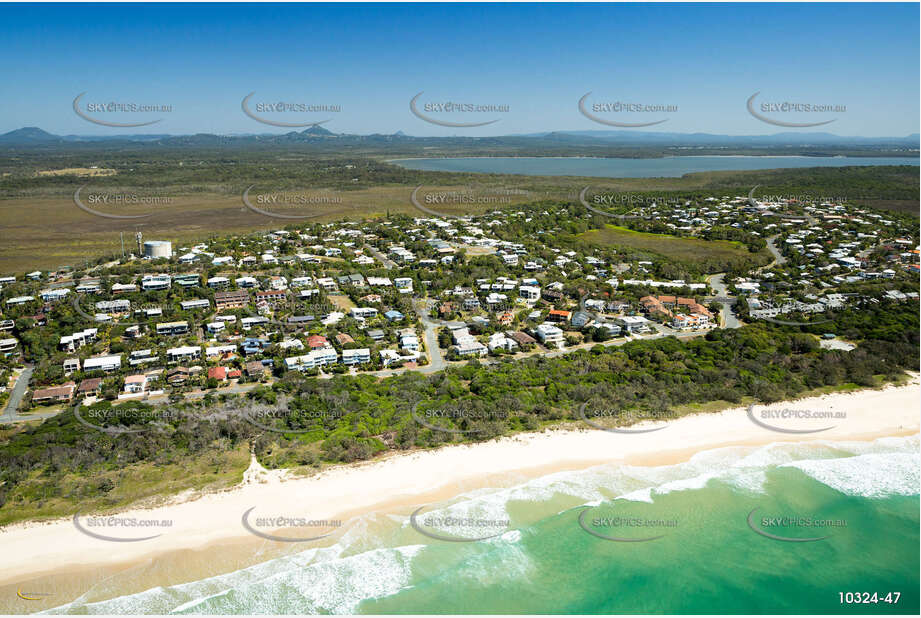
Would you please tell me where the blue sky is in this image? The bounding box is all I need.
[1,2,918,136]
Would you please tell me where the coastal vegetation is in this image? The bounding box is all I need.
[0,300,916,526]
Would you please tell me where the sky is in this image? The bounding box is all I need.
[1,2,918,137]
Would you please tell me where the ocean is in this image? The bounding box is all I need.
[390,156,919,178]
[43,435,920,615]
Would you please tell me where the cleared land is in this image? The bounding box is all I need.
[579,224,765,271]
[0,162,916,273]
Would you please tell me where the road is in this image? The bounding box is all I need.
[706,273,741,329]
[763,234,787,269]
[2,364,58,423]
[363,244,397,270]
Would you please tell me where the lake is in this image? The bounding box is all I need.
[391,155,919,178]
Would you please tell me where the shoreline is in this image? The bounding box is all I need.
[1,380,918,601]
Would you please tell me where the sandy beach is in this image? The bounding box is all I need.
[1,380,918,601]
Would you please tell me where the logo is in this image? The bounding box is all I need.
[73,403,178,435]
[578,186,642,220]
[72,512,171,542]
[577,403,668,434]
[241,506,339,543]
[578,92,674,127]
[746,507,843,542]
[73,184,154,220]
[240,92,337,128]
[409,504,510,543]
[17,589,53,602]
[73,92,168,127]
[410,401,509,434]
[746,404,838,434]
[577,506,676,542]
[409,92,506,128]
[746,91,842,128]
[242,405,344,434]
[242,185,333,220]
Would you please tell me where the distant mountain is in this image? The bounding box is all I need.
[301,125,335,136]
[0,126,60,143]
[519,129,920,146]
[0,126,917,153]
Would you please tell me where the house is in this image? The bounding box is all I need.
[284,347,339,371]
[166,366,190,385]
[206,344,237,358]
[616,315,651,333]
[32,382,76,404]
[508,331,536,347]
[156,321,189,336]
[180,299,210,311]
[571,311,591,329]
[59,328,98,352]
[207,276,231,289]
[173,274,200,287]
[519,285,541,303]
[245,360,269,378]
[214,290,250,310]
[129,349,158,366]
[342,348,371,365]
[207,366,227,381]
[255,290,287,306]
[367,329,385,341]
[384,310,404,322]
[123,374,148,394]
[63,357,81,374]
[400,333,420,352]
[307,335,329,349]
[240,337,268,355]
[141,274,171,291]
[76,377,103,398]
[335,333,355,346]
[83,354,122,372]
[454,340,488,357]
[167,346,201,362]
[547,309,572,324]
[534,323,564,347]
[350,307,378,320]
[488,332,518,352]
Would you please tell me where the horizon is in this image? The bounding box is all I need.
[1,3,918,137]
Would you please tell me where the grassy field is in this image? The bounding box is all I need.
[0,162,915,274]
[579,224,767,272]
[0,184,542,273]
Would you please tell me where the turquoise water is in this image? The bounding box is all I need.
[391,156,919,178]
[46,435,920,615]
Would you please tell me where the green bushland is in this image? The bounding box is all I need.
[0,300,916,526]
